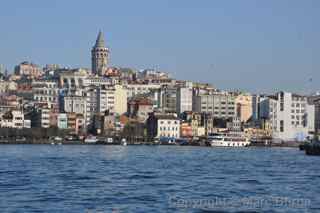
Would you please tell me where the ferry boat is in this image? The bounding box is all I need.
[208,133,250,147]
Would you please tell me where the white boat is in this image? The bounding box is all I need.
[208,133,250,147]
[84,136,98,143]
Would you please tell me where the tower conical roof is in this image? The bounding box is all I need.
[95,31,105,48]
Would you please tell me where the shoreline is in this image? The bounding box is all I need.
[0,139,300,148]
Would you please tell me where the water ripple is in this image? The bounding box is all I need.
[0,145,318,212]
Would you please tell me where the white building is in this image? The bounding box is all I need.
[64,96,87,115]
[98,85,127,115]
[83,76,115,87]
[98,86,115,114]
[260,92,315,142]
[40,108,50,128]
[125,83,161,98]
[59,68,89,89]
[84,87,99,127]
[176,86,193,114]
[32,80,59,108]
[156,115,180,138]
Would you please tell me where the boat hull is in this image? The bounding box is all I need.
[210,140,250,147]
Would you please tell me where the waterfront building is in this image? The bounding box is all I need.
[23,119,31,128]
[102,111,116,135]
[75,114,85,135]
[146,113,180,139]
[180,111,206,137]
[227,117,242,132]
[67,113,76,131]
[314,99,320,135]
[180,122,193,137]
[91,31,109,76]
[128,97,153,122]
[308,95,320,136]
[260,92,315,142]
[14,61,43,79]
[57,113,68,129]
[193,92,236,120]
[40,108,50,128]
[156,114,180,138]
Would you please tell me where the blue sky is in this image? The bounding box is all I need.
[0,0,319,93]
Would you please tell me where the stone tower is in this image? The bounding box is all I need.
[91,31,109,76]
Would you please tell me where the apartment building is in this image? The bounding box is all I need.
[32,80,59,109]
[193,92,236,119]
[260,92,314,142]
[176,86,193,114]
[125,83,161,98]
[0,110,24,129]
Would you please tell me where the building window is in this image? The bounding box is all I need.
[280,120,284,132]
[280,103,284,111]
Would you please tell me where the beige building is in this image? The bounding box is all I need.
[114,85,127,115]
[235,94,253,122]
[14,61,43,79]
[59,69,89,89]
[0,80,17,93]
